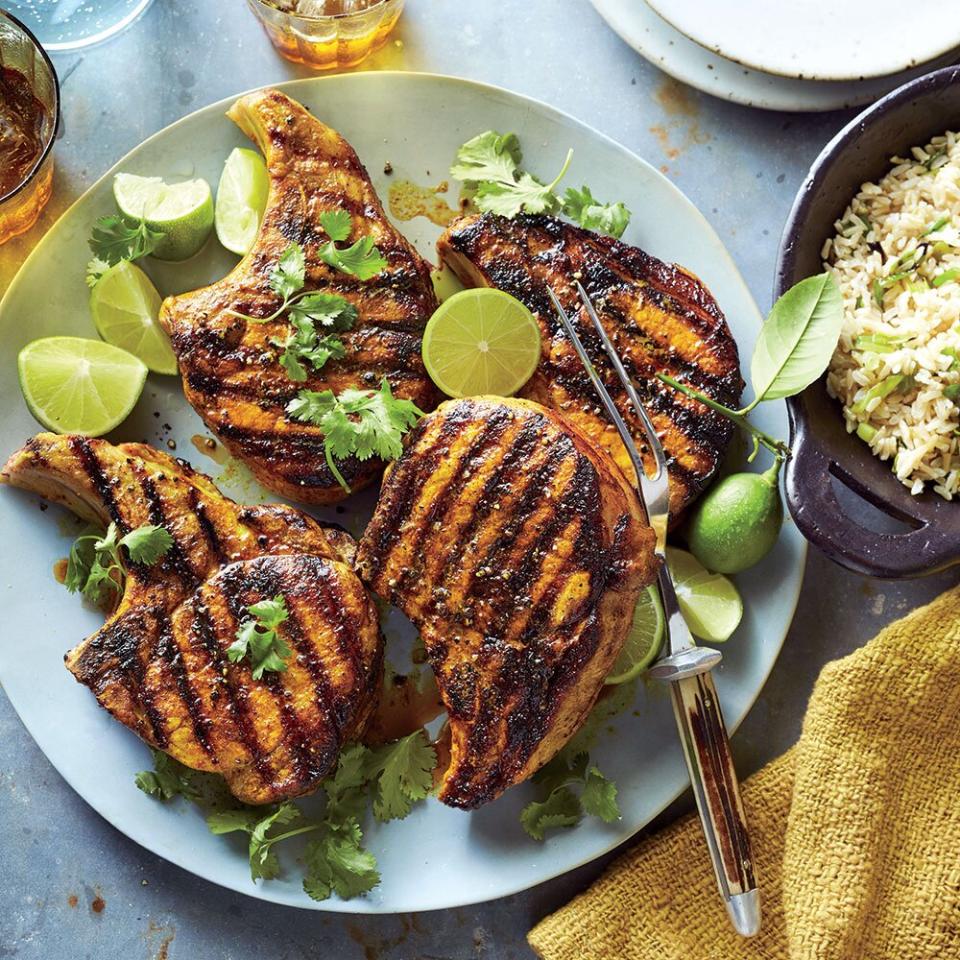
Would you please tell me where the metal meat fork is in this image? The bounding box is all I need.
[547,283,760,938]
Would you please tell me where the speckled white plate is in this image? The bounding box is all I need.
[0,73,805,913]
[590,0,960,112]
[646,0,960,82]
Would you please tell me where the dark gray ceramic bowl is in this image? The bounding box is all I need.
[776,65,960,579]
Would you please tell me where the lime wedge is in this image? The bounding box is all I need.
[113,172,214,262]
[18,337,147,436]
[605,585,665,685]
[215,147,270,256]
[666,547,743,643]
[421,288,541,398]
[90,260,177,375]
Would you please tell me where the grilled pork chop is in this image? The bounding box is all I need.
[438,213,744,518]
[355,397,657,809]
[159,89,438,503]
[1,434,382,805]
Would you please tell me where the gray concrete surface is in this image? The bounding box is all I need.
[1,2,957,958]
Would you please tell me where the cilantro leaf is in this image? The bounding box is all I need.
[450,130,523,185]
[135,749,200,802]
[248,802,302,881]
[89,214,163,266]
[475,172,562,218]
[303,825,381,900]
[64,522,169,606]
[521,749,618,840]
[320,235,387,281]
[119,524,174,565]
[286,379,423,493]
[320,209,353,243]
[207,801,310,882]
[271,295,356,383]
[562,185,631,239]
[85,256,111,288]
[226,594,292,680]
[288,292,358,330]
[365,730,436,822]
[451,131,633,234]
[520,786,582,841]
[581,766,619,822]
[270,243,306,300]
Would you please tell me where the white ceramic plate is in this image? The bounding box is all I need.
[645,0,960,82]
[0,73,805,912]
[590,0,960,112]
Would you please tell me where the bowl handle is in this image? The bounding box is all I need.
[785,426,956,579]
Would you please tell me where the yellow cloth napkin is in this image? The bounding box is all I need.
[529,587,960,960]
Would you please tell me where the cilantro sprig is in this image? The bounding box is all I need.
[135,730,436,901]
[86,215,164,287]
[287,379,423,493]
[228,214,384,327]
[226,595,292,680]
[134,749,200,802]
[65,522,173,606]
[520,748,619,841]
[317,210,387,280]
[450,130,632,238]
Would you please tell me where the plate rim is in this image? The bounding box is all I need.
[588,0,960,113]
[644,0,960,83]
[0,69,806,912]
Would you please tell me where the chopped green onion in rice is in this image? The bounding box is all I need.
[825,130,960,500]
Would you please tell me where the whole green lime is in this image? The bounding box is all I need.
[685,462,784,575]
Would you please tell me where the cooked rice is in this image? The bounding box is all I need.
[824,131,960,500]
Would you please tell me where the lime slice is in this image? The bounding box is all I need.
[90,260,177,375]
[113,172,214,262]
[18,336,147,436]
[605,585,665,685]
[421,288,541,398]
[666,547,743,643]
[215,147,269,256]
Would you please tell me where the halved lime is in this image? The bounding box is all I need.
[421,288,542,398]
[90,260,177,375]
[18,337,147,436]
[605,585,665,685]
[666,547,743,643]
[113,172,214,262]
[215,147,270,256]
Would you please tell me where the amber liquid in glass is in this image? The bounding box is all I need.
[0,67,46,198]
[0,66,52,244]
[252,0,403,70]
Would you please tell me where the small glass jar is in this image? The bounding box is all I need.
[0,11,59,246]
[246,0,405,71]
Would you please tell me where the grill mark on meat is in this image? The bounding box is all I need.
[216,560,317,784]
[362,413,466,572]
[133,466,202,587]
[278,585,341,738]
[113,613,168,747]
[187,485,226,565]
[428,414,557,615]
[157,609,214,757]
[461,429,581,606]
[70,437,126,531]
[192,598,273,784]
[389,411,520,591]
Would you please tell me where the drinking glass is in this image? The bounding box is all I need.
[2,0,155,51]
[246,0,405,70]
[0,10,59,245]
